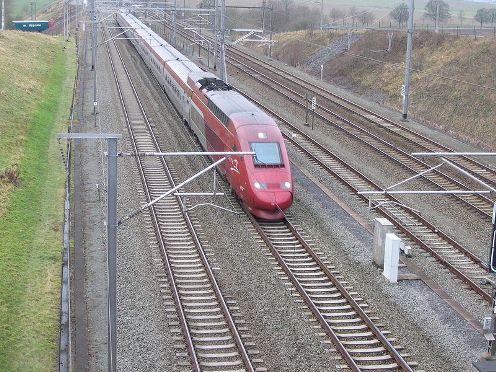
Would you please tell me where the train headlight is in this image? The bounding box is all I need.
[281,181,291,190]
[254,181,268,190]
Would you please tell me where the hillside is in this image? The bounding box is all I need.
[0,30,76,371]
[267,29,496,150]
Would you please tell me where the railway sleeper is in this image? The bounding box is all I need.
[182,301,220,308]
[348,346,387,354]
[197,360,244,368]
[197,351,243,359]
[355,362,399,370]
[189,328,232,335]
[353,355,395,362]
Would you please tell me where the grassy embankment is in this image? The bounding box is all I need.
[268,29,496,150]
[0,30,76,371]
[329,31,496,149]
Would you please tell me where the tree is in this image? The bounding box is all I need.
[390,3,408,28]
[488,9,496,25]
[349,6,358,25]
[281,0,293,24]
[198,0,214,8]
[358,10,374,26]
[474,8,489,28]
[458,9,464,25]
[329,7,344,24]
[424,0,450,23]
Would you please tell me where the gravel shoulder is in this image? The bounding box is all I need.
[74,22,490,372]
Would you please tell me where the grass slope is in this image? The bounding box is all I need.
[0,31,75,371]
[328,31,496,149]
[267,28,496,150]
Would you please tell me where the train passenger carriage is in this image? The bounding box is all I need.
[117,11,293,219]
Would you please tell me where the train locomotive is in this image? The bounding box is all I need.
[116,11,293,220]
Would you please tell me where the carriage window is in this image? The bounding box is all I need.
[250,142,282,165]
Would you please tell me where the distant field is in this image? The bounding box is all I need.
[8,0,55,20]
[314,0,496,21]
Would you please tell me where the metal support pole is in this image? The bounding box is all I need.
[1,0,4,31]
[92,1,97,118]
[63,1,66,39]
[172,0,177,47]
[268,5,273,59]
[107,138,118,372]
[402,0,414,120]
[67,1,70,40]
[92,0,96,71]
[320,64,323,80]
[320,0,323,30]
[213,0,218,70]
[489,204,496,273]
[435,0,440,33]
[198,16,202,58]
[219,0,227,82]
[261,0,266,34]
[304,93,309,126]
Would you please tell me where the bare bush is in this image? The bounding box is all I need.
[0,165,20,186]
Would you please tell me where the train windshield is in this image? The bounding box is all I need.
[250,142,283,166]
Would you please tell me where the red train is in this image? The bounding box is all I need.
[117,11,293,219]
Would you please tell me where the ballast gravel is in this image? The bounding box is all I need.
[76,22,493,372]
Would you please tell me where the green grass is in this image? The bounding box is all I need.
[0,30,76,371]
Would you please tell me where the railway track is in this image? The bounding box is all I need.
[226,45,496,189]
[239,88,493,303]
[247,212,416,371]
[104,23,261,372]
[114,15,489,370]
[112,16,423,370]
[146,17,494,302]
[154,16,495,220]
[224,50,495,219]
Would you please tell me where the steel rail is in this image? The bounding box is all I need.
[246,210,414,371]
[225,44,496,190]
[104,24,201,370]
[160,18,493,302]
[160,17,494,219]
[283,218,413,371]
[223,52,494,219]
[105,22,255,371]
[239,88,492,303]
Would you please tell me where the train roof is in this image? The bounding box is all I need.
[13,20,50,23]
[208,90,275,126]
[121,12,202,83]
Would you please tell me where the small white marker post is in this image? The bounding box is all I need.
[383,233,401,283]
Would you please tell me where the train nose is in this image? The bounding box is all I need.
[256,191,293,210]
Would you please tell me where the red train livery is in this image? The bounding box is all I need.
[117,11,293,219]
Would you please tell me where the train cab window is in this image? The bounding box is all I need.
[250,142,283,166]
